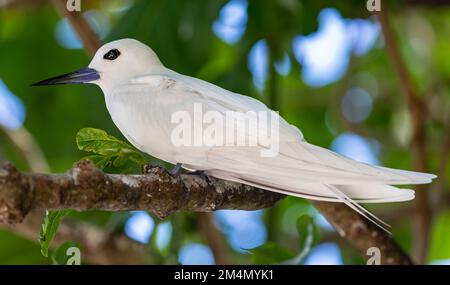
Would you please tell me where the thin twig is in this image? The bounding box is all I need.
[0,126,49,173]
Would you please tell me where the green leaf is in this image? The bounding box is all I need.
[52,241,81,265]
[82,154,113,169]
[76,127,136,156]
[113,154,129,167]
[250,242,295,265]
[76,128,147,168]
[39,210,71,257]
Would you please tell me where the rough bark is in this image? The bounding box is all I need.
[0,160,284,224]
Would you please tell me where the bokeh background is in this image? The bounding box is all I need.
[0,0,449,265]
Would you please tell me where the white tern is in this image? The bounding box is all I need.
[33,39,436,229]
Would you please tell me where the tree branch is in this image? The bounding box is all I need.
[0,160,414,264]
[313,202,413,265]
[197,212,230,265]
[0,160,284,224]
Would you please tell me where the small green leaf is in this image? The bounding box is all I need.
[39,210,71,257]
[76,128,147,168]
[250,242,295,265]
[52,241,80,265]
[82,154,113,169]
[76,128,130,155]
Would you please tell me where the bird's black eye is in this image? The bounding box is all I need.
[103,49,121,60]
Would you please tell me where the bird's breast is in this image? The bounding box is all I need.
[105,93,180,163]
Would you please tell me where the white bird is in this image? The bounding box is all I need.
[33,39,436,230]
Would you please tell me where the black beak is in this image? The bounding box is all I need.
[31,67,99,86]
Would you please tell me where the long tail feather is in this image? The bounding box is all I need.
[325,185,391,233]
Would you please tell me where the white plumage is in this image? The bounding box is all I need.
[35,39,437,231]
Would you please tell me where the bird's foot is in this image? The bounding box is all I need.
[142,163,182,178]
[187,170,211,183]
[170,163,183,177]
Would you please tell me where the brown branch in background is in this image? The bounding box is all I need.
[0,126,50,174]
[432,122,450,200]
[314,202,413,265]
[378,7,431,264]
[197,213,230,265]
[52,0,100,56]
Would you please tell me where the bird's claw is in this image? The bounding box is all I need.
[187,170,211,184]
[170,163,182,177]
[142,163,182,179]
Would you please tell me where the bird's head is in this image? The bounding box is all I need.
[32,38,163,91]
